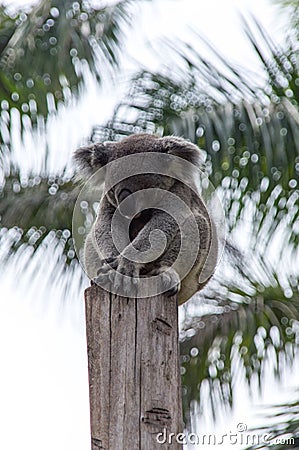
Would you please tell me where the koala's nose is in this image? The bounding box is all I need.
[117,188,136,218]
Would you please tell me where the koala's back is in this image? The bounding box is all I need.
[173,190,215,304]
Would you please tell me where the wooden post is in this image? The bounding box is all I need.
[85,284,183,450]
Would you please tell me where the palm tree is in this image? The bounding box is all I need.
[0,0,136,294]
[92,21,299,430]
[245,396,299,449]
[0,0,298,442]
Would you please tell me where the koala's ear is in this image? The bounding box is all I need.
[159,136,205,168]
[73,142,111,179]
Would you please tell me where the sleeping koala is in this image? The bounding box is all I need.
[74,133,217,304]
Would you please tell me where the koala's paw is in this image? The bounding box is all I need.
[97,256,119,274]
[112,258,141,297]
[93,256,141,297]
[150,267,181,297]
[92,256,119,289]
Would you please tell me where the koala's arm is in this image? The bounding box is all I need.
[130,210,178,255]
[120,183,193,270]
[84,195,181,279]
[84,197,119,278]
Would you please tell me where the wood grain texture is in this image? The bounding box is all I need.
[85,284,183,450]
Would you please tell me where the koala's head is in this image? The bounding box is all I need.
[74,133,204,218]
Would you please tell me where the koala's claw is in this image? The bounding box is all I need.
[93,257,141,297]
[151,267,181,297]
[93,257,119,287]
[97,257,118,275]
[113,265,140,297]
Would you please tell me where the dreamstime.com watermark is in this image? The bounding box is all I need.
[156,423,295,446]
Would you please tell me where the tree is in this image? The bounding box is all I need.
[91,19,299,427]
[0,0,136,295]
[0,0,298,441]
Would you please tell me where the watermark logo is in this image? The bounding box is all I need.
[156,424,295,446]
[72,152,225,298]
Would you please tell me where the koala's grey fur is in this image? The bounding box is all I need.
[74,133,217,304]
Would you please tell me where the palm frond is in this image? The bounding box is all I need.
[0,171,76,264]
[1,224,88,306]
[0,173,76,230]
[90,18,299,422]
[0,0,134,116]
[241,14,299,99]
[245,393,299,449]
[271,0,299,32]
[179,158,299,422]
[0,171,90,300]
[92,29,299,192]
[180,278,299,421]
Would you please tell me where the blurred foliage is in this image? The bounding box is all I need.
[0,0,133,116]
[0,173,77,257]
[0,0,133,302]
[0,0,138,294]
[180,262,299,422]
[271,0,299,31]
[91,18,299,424]
[92,27,299,193]
[0,0,298,433]
[245,393,299,449]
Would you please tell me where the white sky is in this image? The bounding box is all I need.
[0,1,296,450]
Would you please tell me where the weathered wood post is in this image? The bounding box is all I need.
[85,284,183,449]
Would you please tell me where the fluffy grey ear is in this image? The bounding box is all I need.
[73,142,110,180]
[159,136,205,168]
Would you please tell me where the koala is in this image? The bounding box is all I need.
[74,133,217,304]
